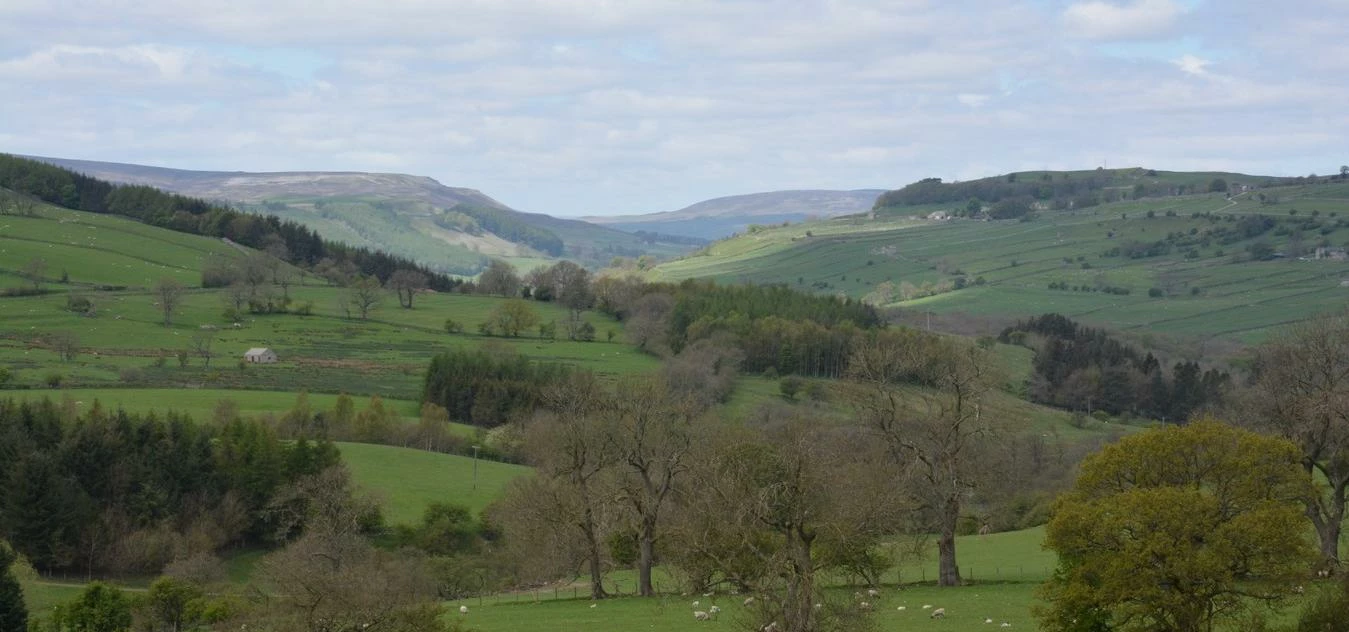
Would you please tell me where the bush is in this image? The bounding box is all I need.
[443,318,463,334]
[779,376,804,400]
[44,373,62,388]
[1297,579,1349,632]
[1148,287,1164,298]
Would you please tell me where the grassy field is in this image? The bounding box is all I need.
[655,181,1349,344]
[337,442,532,524]
[0,199,660,400]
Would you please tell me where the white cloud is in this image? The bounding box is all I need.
[0,0,1344,216]
[1063,0,1183,41]
[1172,54,1210,76]
[957,93,990,107]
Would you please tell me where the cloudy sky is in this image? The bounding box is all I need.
[1,0,1345,216]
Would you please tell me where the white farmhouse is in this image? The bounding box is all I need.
[243,347,278,364]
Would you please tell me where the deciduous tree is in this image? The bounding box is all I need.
[388,269,428,309]
[1037,419,1314,632]
[489,299,539,337]
[1240,310,1349,569]
[152,277,185,326]
[477,259,521,297]
[847,329,994,587]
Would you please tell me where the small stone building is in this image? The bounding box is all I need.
[244,347,278,364]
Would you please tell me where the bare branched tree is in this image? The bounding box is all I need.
[153,277,186,327]
[846,329,996,587]
[1238,310,1349,570]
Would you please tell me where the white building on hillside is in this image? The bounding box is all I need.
[244,347,278,364]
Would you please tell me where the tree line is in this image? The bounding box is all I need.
[1000,313,1229,421]
[0,398,338,576]
[0,154,464,290]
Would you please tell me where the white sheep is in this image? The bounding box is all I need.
[743,596,755,607]
[709,605,721,615]
[1001,623,1011,628]
[985,618,993,624]
[761,623,779,632]
[867,588,879,598]
[859,602,873,611]
[922,604,932,609]
[694,611,710,621]
[930,607,946,619]
[458,606,468,614]
[692,600,700,608]
[897,606,907,611]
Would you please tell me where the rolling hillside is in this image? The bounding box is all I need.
[655,170,1349,344]
[0,188,657,399]
[25,155,697,274]
[585,189,885,240]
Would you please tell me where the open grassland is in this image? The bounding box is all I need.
[1,388,483,435]
[656,183,1349,343]
[0,201,658,400]
[337,442,532,524]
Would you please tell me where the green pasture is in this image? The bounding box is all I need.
[0,388,481,433]
[655,185,1349,343]
[449,582,1041,632]
[337,442,532,524]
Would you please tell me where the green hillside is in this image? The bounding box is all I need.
[656,174,1349,343]
[0,191,658,399]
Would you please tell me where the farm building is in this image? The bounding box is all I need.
[244,347,278,364]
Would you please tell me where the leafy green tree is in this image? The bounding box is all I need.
[136,577,205,632]
[477,259,521,297]
[1209,178,1229,193]
[49,582,132,632]
[1038,419,1314,632]
[0,541,27,632]
[490,299,539,337]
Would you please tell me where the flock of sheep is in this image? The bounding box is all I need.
[454,587,1012,628]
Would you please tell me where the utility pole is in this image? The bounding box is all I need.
[472,444,481,491]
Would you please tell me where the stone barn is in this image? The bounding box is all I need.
[244,347,278,364]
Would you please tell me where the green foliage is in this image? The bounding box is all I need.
[0,399,338,574]
[393,503,482,556]
[135,577,205,632]
[0,542,26,632]
[1038,419,1316,632]
[422,348,571,427]
[778,376,803,400]
[1297,579,1349,632]
[43,582,132,632]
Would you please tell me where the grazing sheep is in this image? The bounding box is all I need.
[743,597,755,607]
[859,602,873,611]
[985,618,993,624]
[922,604,932,609]
[930,608,946,619]
[867,588,879,598]
[1000,623,1011,628]
[692,600,700,608]
[897,606,906,611]
[761,623,779,632]
[709,606,721,615]
[694,611,710,621]
[458,606,468,614]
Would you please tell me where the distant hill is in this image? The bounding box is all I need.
[25,155,695,274]
[585,189,885,240]
[655,168,1349,344]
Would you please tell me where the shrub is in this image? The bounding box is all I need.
[44,373,62,388]
[779,376,804,400]
[444,318,463,334]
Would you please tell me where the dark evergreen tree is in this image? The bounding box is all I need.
[0,542,27,632]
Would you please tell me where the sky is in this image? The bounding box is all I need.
[1,0,1346,217]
